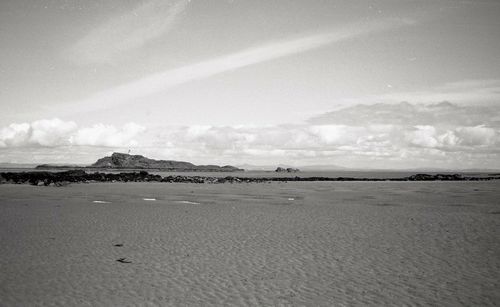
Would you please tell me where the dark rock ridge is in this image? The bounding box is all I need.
[275,167,300,173]
[1,171,499,186]
[36,152,243,172]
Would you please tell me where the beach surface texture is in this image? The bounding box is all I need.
[0,181,499,306]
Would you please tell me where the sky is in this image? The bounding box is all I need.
[1,0,500,169]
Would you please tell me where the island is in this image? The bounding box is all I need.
[36,152,244,172]
[275,167,300,173]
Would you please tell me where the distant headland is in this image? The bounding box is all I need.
[36,152,244,172]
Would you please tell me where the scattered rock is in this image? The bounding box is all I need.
[275,167,300,173]
[1,170,498,185]
[54,181,70,187]
[407,173,464,181]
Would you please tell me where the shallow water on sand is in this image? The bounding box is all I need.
[0,182,499,306]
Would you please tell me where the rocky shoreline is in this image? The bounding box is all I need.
[1,170,499,186]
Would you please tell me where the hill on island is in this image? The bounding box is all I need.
[37,152,243,172]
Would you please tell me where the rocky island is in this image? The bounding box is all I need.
[36,152,244,172]
[275,167,300,173]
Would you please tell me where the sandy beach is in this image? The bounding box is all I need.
[0,181,498,306]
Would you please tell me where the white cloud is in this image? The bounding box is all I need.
[0,123,30,148]
[70,122,146,147]
[143,102,499,167]
[0,119,77,148]
[309,125,360,146]
[1,102,499,169]
[405,125,439,148]
[29,118,78,147]
[59,18,413,115]
[437,130,460,147]
[338,79,500,107]
[455,125,496,146]
[67,0,190,64]
[309,101,500,126]
[405,125,498,149]
[0,119,145,148]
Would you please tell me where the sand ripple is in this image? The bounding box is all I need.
[0,182,499,306]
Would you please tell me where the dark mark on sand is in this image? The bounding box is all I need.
[116,258,132,263]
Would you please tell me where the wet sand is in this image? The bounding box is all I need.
[0,182,499,306]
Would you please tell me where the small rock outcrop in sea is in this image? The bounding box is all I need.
[275,167,300,173]
[36,152,243,172]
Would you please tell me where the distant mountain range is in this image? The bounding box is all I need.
[236,164,348,171]
[0,163,41,169]
[236,164,500,173]
[36,152,243,172]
